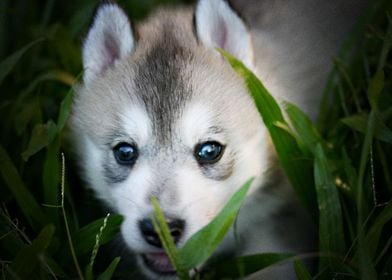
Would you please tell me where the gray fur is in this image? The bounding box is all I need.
[229,0,370,119]
[103,160,131,184]
[199,150,235,181]
[134,27,194,146]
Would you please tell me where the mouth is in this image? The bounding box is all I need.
[141,252,177,276]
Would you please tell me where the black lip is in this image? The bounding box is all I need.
[141,254,177,276]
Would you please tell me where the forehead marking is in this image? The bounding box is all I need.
[134,29,194,145]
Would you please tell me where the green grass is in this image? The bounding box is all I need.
[1,0,391,279]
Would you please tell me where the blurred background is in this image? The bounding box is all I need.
[0,0,391,279]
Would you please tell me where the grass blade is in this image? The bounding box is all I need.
[42,137,61,222]
[381,248,392,278]
[178,179,252,270]
[220,49,317,219]
[8,224,55,279]
[57,86,75,131]
[342,113,392,143]
[42,86,74,224]
[0,205,31,255]
[60,153,84,280]
[285,101,324,155]
[97,257,121,280]
[353,70,384,280]
[314,144,345,273]
[21,120,58,161]
[366,202,392,260]
[294,260,312,280]
[151,196,188,279]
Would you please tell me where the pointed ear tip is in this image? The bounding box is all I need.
[94,1,127,20]
[196,0,231,10]
[82,0,134,83]
[86,1,132,42]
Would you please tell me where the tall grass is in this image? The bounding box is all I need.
[0,0,391,279]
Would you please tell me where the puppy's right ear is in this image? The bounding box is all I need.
[83,2,135,84]
[195,0,254,70]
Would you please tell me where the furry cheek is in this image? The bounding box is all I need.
[198,152,235,181]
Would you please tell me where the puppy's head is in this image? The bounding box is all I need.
[72,0,271,277]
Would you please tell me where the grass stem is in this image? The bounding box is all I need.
[60,153,84,280]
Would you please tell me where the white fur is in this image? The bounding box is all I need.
[82,135,116,208]
[195,0,254,70]
[120,106,152,145]
[180,102,227,147]
[83,4,134,84]
[117,163,155,252]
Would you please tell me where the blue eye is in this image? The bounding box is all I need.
[113,143,138,165]
[195,141,224,164]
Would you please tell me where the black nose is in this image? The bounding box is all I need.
[139,218,185,248]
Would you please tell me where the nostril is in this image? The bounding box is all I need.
[167,219,185,244]
[171,228,181,238]
[139,218,185,247]
[139,219,162,248]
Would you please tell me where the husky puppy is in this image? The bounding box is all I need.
[71,0,367,278]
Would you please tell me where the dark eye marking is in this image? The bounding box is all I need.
[113,142,139,166]
[194,141,224,164]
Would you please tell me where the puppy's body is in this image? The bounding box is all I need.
[231,0,367,119]
[71,1,367,278]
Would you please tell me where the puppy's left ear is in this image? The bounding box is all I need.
[195,0,254,69]
[83,3,135,84]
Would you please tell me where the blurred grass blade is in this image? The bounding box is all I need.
[15,71,75,105]
[21,120,58,161]
[366,202,392,260]
[220,49,317,219]
[381,249,392,277]
[42,87,74,222]
[377,14,392,71]
[179,179,252,270]
[43,137,61,218]
[57,87,75,131]
[352,79,382,280]
[0,207,28,256]
[85,265,93,280]
[294,260,312,280]
[367,70,384,109]
[316,0,390,131]
[7,224,55,278]
[151,197,188,279]
[97,257,121,280]
[0,144,47,230]
[0,38,44,84]
[355,69,383,272]
[342,113,392,143]
[70,214,123,256]
[68,2,96,38]
[205,253,294,279]
[42,256,69,278]
[314,144,345,271]
[351,26,390,278]
[59,154,84,280]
